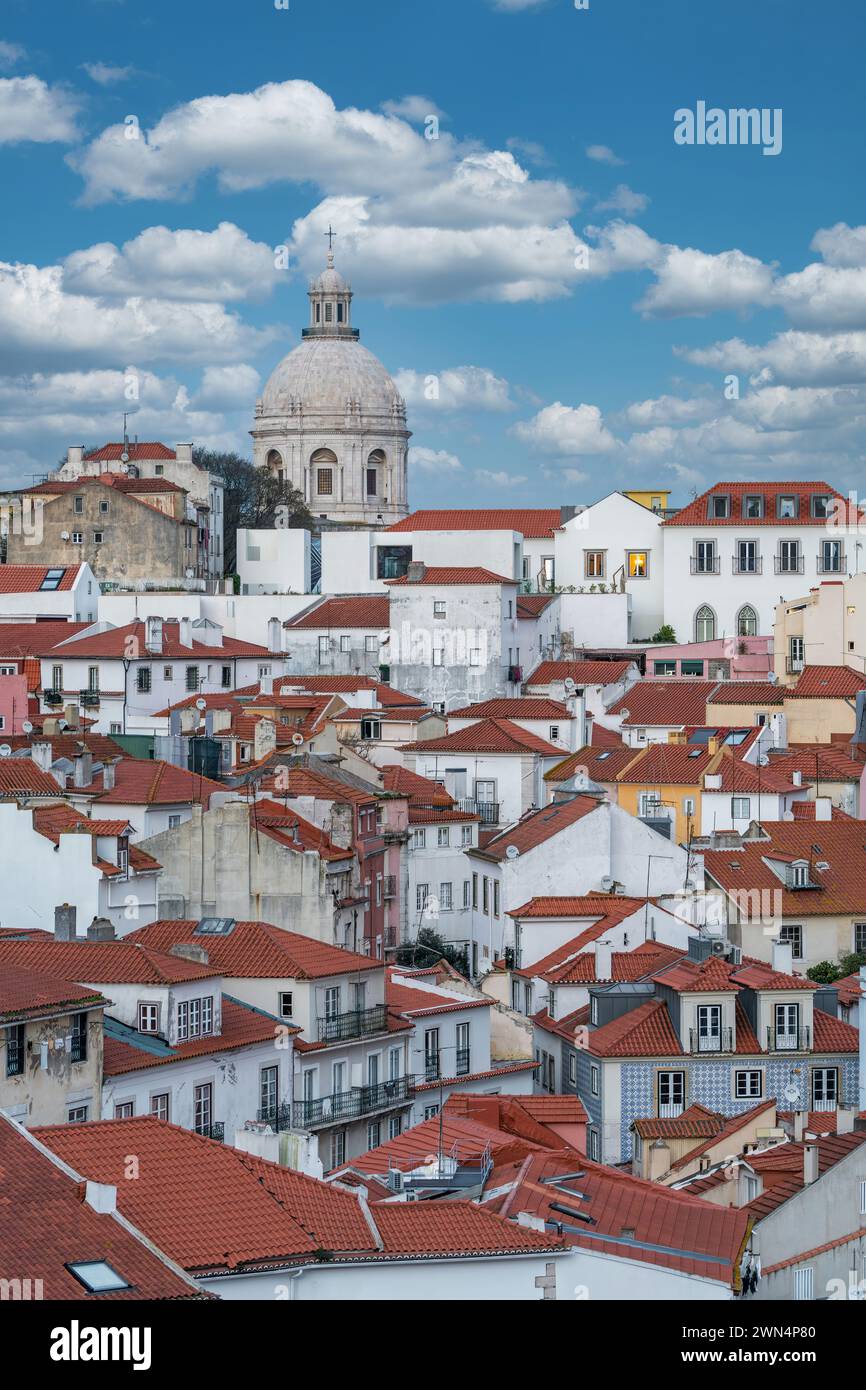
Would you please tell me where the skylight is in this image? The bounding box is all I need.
[39,568,66,591]
[66,1260,130,1293]
[193,917,236,935]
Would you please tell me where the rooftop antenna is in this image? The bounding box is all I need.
[121,413,130,465]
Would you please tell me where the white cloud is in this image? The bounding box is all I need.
[506,136,551,166]
[676,330,866,386]
[491,0,549,10]
[810,222,866,268]
[394,366,513,412]
[586,144,625,167]
[0,260,276,370]
[594,184,649,216]
[63,223,280,302]
[624,394,716,428]
[0,75,80,144]
[772,263,866,329]
[82,62,133,86]
[409,446,462,473]
[0,41,25,69]
[512,402,618,455]
[380,95,445,121]
[475,469,528,487]
[637,245,776,318]
[194,363,261,410]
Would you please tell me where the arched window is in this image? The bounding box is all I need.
[266,449,284,485]
[366,448,386,499]
[694,605,716,642]
[737,604,758,637]
[311,448,337,498]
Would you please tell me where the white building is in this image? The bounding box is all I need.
[662,481,858,644]
[0,563,98,624]
[284,595,390,679]
[553,492,665,640]
[237,527,311,595]
[253,248,410,527]
[406,805,480,961]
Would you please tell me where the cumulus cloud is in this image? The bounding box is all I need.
[82,62,133,86]
[512,402,618,455]
[193,363,261,410]
[380,95,445,121]
[586,144,625,166]
[63,223,280,302]
[594,184,650,216]
[394,366,513,412]
[475,469,528,487]
[810,222,866,268]
[409,447,463,473]
[637,245,776,318]
[676,330,866,387]
[0,75,80,144]
[0,41,25,69]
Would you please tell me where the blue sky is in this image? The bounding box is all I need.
[1,0,865,507]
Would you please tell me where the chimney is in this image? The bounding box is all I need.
[814,796,832,821]
[837,1107,856,1135]
[84,1181,117,1213]
[175,443,193,464]
[54,903,77,941]
[30,741,53,772]
[707,737,718,755]
[268,617,282,655]
[772,938,794,975]
[260,673,274,697]
[406,560,427,583]
[73,749,93,789]
[67,445,84,470]
[169,941,210,965]
[594,940,613,981]
[179,617,193,648]
[560,504,578,527]
[803,1142,820,1185]
[42,718,59,736]
[102,759,117,791]
[793,1111,807,1142]
[145,616,163,654]
[64,703,79,729]
[792,770,802,787]
[86,916,115,942]
[291,820,301,845]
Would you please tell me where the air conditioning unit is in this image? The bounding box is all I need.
[711,939,728,955]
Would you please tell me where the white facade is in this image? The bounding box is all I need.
[407,814,479,952]
[0,563,98,623]
[237,528,311,595]
[554,493,665,640]
[405,749,558,828]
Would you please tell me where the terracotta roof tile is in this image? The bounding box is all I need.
[285,596,389,630]
[527,659,636,687]
[663,481,854,527]
[0,962,105,1021]
[45,620,269,660]
[385,509,561,538]
[477,795,602,859]
[545,744,637,783]
[126,918,380,980]
[386,566,516,586]
[102,997,287,1074]
[704,820,866,916]
[586,998,684,1056]
[0,937,220,984]
[84,442,177,461]
[448,698,573,720]
[608,681,719,728]
[0,565,80,592]
[788,664,866,698]
[404,717,561,756]
[632,1102,725,1140]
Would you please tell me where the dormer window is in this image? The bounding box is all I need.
[709,494,730,519]
[789,860,809,888]
[811,494,832,519]
[743,495,763,519]
[777,495,798,519]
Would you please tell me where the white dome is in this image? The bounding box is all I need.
[311,265,349,294]
[259,337,403,419]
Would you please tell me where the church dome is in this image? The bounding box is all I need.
[259,336,403,419]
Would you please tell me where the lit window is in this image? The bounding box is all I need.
[627,551,648,579]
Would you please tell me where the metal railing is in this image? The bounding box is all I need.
[195,1122,225,1141]
[786,657,805,674]
[816,552,846,574]
[690,556,720,574]
[317,1003,389,1044]
[5,1034,23,1077]
[455,1048,471,1076]
[70,1033,87,1064]
[293,1075,413,1128]
[733,556,762,574]
[424,1054,441,1082]
[257,1103,294,1132]
[689,1027,734,1054]
[766,1026,811,1052]
[658,1102,685,1118]
[774,555,804,575]
[457,798,499,824]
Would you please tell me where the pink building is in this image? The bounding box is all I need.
[0,674,31,735]
[642,636,772,681]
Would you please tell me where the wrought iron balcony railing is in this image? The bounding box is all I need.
[424,1054,441,1082]
[816,552,846,574]
[775,555,804,575]
[732,556,762,574]
[293,1075,414,1129]
[257,1103,294,1132]
[457,798,499,824]
[195,1122,225,1141]
[690,556,720,574]
[455,1048,471,1076]
[689,1027,734,1054]
[317,1003,389,1044]
[766,1026,811,1052]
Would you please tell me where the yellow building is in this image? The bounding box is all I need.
[622,489,671,514]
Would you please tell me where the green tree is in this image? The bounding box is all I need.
[193,447,312,574]
[396,926,470,979]
[806,960,839,984]
[651,623,677,643]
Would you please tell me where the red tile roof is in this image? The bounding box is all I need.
[614,742,715,784]
[632,1102,725,1140]
[0,565,81,592]
[0,962,105,1021]
[545,743,636,783]
[476,795,603,860]
[45,620,269,660]
[274,676,423,707]
[386,968,492,1017]
[252,799,355,861]
[0,621,88,658]
[83,757,224,806]
[334,705,433,722]
[6,731,126,762]
[788,664,866,698]
[0,759,65,797]
[385,509,561,538]
[0,1115,206,1300]
[516,594,557,618]
[26,473,186,497]
[811,1008,860,1052]
[256,762,378,807]
[102,997,287,1074]
[0,937,220,984]
[507,893,647,920]
[664,481,855,527]
[527,659,636,687]
[707,681,784,705]
[386,566,516,586]
[404,717,561,756]
[285,596,390,629]
[448,698,573,721]
[608,681,719,728]
[380,764,454,805]
[84,442,177,461]
[703,820,866,916]
[585,999,684,1057]
[521,942,684,986]
[35,1116,561,1273]
[126,919,381,980]
[744,1132,866,1220]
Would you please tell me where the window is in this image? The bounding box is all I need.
[461,825,472,846]
[411,828,426,849]
[568,1053,577,1084]
[812,494,832,519]
[658,1071,685,1115]
[433,600,447,618]
[67,1261,130,1294]
[317,468,333,496]
[731,796,751,820]
[812,1067,838,1107]
[779,924,803,959]
[735,1070,763,1099]
[137,666,151,693]
[138,1002,159,1034]
[696,1004,722,1051]
[424,1028,440,1080]
[68,1104,89,1123]
[167,813,182,831]
[456,1021,470,1074]
[654,660,676,675]
[589,1129,600,1161]
[70,1012,87,1063]
[279,991,294,1020]
[365,467,377,497]
[416,884,429,913]
[388,1115,402,1140]
[585,551,605,579]
[201,996,213,1035]
[482,877,489,914]
[193,1083,213,1135]
[737,604,758,637]
[472,873,478,909]
[318,635,330,660]
[709,493,730,518]
[469,648,482,666]
[627,551,648,579]
[365,634,378,653]
[338,635,351,654]
[736,539,759,574]
[432,646,444,667]
[693,540,717,573]
[185,666,199,693]
[260,1065,278,1118]
[367,1119,382,1149]
[71,531,83,545]
[463,879,471,908]
[794,1267,814,1301]
[388,1046,402,1082]
[150,1092,169,1121]
[110,722,121,734]
[680,660,704,676]
[5,1023,24,1077]
[437,881,452,913]
[360,718,381,740]
[424,1104,440,1121]
[73,495,84,514]
[590,1064,600,1096]
[778,495,798,519]
[694,605,716,642]
[778,539,801,572]
[789,636,805,669]
[855,923,866,955]
[549,724,560,741]
[683,796,695,817]
[114,1102,134,1119]
[155,464,164,475]
[437,826,449,847]
[40,567,66,592]
[859,1181,866,1217]
[743,494,763,519]
[775,1002,800,1048]
[493,881,500,918]
[324,986,341,1020]
[92,531,104,544]
[820,538,844,573]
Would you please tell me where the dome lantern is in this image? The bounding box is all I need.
[304,229,357,340]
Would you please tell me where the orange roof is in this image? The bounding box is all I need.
[102,997,289,1074]
[0,759,65,797]
[0,621,88,658]
[404,717,561,756]
[386,566,516,586]
[527,659,636,687]
[614,742,714,785]
[519,941,684,986]
[386,968,492,1017]
[0,962,105,1021]
[87,758,225,806]
[608,681,719,728]
[380,764,453,805]
[448,698,573,720]
[285,596,389,629]
[704,820,866,916]
[45,620,269,660]
[84,442,177,461]
[127,918,380,980]
[475,795,603,860]
[507,893,648,920]
[385,509,561,538]
[788,664,866,698]
[585,999,684,1057]
[632,1102,725,1140]
[744,1132,866,1220]
[0,937,220,985]
[545,744,640,783]
[707,681,784,705]
[0,565,80,592]
[667,1099,779,1172]
[664,481,855,527]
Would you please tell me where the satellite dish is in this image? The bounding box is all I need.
[564,677,576,695]
[58,719,68,731]
[120,451,130,464]
[505,845,520,860]
[291,732,304,747]
[783,1084,799,1103]
[195,698,207,711]
[758,755,770,766]
[22,720,33,734]
[0,744,11,758]
[60,531,70,541]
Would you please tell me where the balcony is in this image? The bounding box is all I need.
[317,1003,389,1044]
[257,1103,294,1132]
[455,1047,471,1076]
[812,1098,838,1113]
[424,1054,441,1082]
[689,1027,734,1054]
[690,556,720,575]
[457,797,500,825]
[774,555,804,575]
[293,1075,413,1129]
[195,1122,225,1141]
[766,1026,811,1052]
[816,552,846,575]
[658,1102,685,1118]
[786,657,805,674]
[732,556,762,575]
[79,690,100,708]
[43,689,63,706]
[69,1033,87,1064]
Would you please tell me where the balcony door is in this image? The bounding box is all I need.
[775,1003,799,1049]
[658,1070,685,1117]
[424,1027,440,1080]
[812,1067,838,1110]
[697,1004,722,1052]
